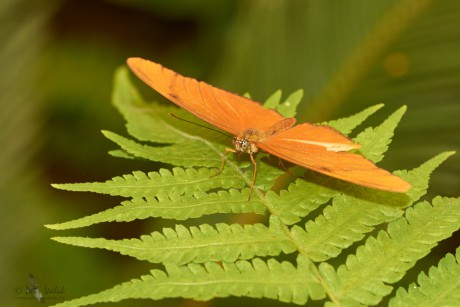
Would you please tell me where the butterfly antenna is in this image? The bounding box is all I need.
[168,113,232,138]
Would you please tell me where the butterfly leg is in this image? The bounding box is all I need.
[211,147,257,201]
[248,152,257,200]
[278,158,297,179]
[210,148,236,178]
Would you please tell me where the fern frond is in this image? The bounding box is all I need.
[290,150,453,262]
[45,189,265,230]
[291,192,403,263]
[52,221,296,266]
[263,89,303,118]
[355,106,406,162]
[267,177,338,225]
[390,246,460,307]
[52,168,243,198]
[263,89,282,109]
[52,257,324,307]
[103,130,221,167]
[107,149,136,160]
[326,103,384,135]
[276,89,304,117]
[321,196,460,306]
[396,151,456,202]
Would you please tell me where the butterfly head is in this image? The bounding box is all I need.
[233,137,258,155]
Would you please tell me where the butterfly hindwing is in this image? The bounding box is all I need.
[257,124,410,192]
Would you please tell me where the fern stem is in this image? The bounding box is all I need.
[312,265,341,306]
[259,193,342,304]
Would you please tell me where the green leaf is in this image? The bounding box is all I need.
[268,177,337,225]
[262,89,303,118]
[390,246,460,307]
[52,168,244,198]
[323,196,460,306]
[396,151,456,202]
[52,258,323,306]
[263,89,282,109]
[45,189,265,230]
[355,106,406,163]
[107,149,136,160]
[326,103,384,135]
[103,130,221,167]
[51,222,296,266]
[276,89,303,118]
[292,192,403,262]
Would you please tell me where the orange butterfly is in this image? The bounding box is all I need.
[127,57,411,195]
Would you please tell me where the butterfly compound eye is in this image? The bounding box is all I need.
[233,137,249,154]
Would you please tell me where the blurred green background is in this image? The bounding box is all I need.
[1,0,459,306]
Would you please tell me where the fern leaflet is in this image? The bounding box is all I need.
[321,196,460,306]
[390,246,460,306]
[53,257,324,307]
[52,220,296,266]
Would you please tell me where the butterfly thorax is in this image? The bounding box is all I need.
[233,119,294,155]
[233,137,258,155]
[233,128,263,154]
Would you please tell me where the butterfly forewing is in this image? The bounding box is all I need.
[127,57,288,136]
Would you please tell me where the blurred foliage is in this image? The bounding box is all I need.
[1,0,458,306]
[0,0,56,304]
